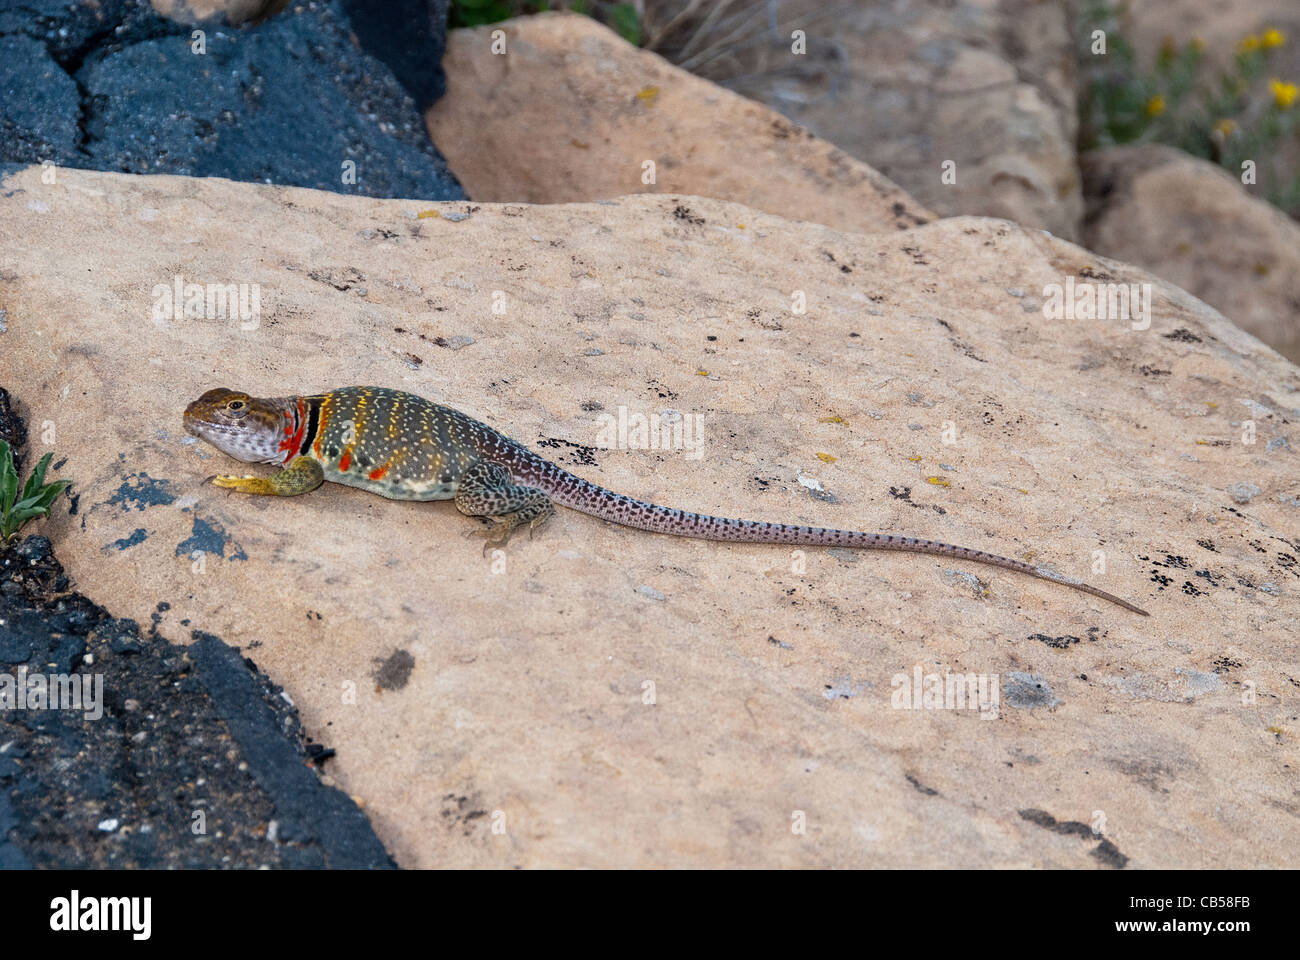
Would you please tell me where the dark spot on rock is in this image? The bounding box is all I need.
[536,437,598,467]
[1092,838,1129,868]
[109,528,147,551]
[106,473,176,511]
[174,514,247,562]
[439,791,490,836]
[1003,673,1061,709]
[1030,633,1082,648]
[672,204,704,226]
[304,742,336,768]
[1212,656,1242,674]
[905,774,939,796]
[1078,267,1117,282]
[372,649,415,691]
[1019,808,1129,868]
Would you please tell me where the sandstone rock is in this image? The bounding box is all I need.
[1082,144,1300,363]
[1,165,1296,868]
[151,0,286,23]
[640,0,1082,239]
[425,12,931,235]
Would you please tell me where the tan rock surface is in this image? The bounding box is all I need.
[645,0,1083,239]
[151,0,284,24]
[1082,144,1300,364]
[424,12,932,235]
[1,165,1297,868]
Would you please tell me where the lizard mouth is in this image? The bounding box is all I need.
[181,409,207,438]
[181,407,228,446]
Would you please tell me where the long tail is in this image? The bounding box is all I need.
[510,451,1149,616]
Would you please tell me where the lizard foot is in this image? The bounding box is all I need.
[476,503,554,554]
[478,517,520,555]
[212,473,276,495]
[527,503,556,539]
[208,458,323,497]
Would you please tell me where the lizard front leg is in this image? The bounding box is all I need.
[211,456,324,496]
[454,460,555,551]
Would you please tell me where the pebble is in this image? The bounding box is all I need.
[1228,482,1261,504]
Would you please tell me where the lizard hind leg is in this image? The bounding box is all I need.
[454,460,556,552]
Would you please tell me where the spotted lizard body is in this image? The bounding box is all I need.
[182,385,1149,615]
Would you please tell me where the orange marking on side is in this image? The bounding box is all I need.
[338,450,352,472]
[368,463,390,482]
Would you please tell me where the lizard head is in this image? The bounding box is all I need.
[183,388,288,463]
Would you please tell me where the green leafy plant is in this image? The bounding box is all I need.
[450,0,642,46]
[450,0,521,28]
[1,440,70,543]
[1078,1,1300,214]
[603,3,640,46]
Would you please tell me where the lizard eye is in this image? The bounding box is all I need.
[227,399,247,416]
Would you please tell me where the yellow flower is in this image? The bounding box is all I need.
[1214,118,1236,137]
[1270,78,1298,108]
[1191,37,1206,53]
[1239,34,1261,53]
[1145,94,1166,117]
[1262,28,1286,49]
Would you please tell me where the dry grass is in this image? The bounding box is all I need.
[641,0,856,104]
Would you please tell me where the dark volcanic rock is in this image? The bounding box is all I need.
[0,386,28,472]
[0,386,394,867]
[0,530,395,868]
[0,34,81,164]
[339,0,452,112]
[0,0,169,64]
[0,0,463,200]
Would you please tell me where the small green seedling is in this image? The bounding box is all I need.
[1,439,70,543]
